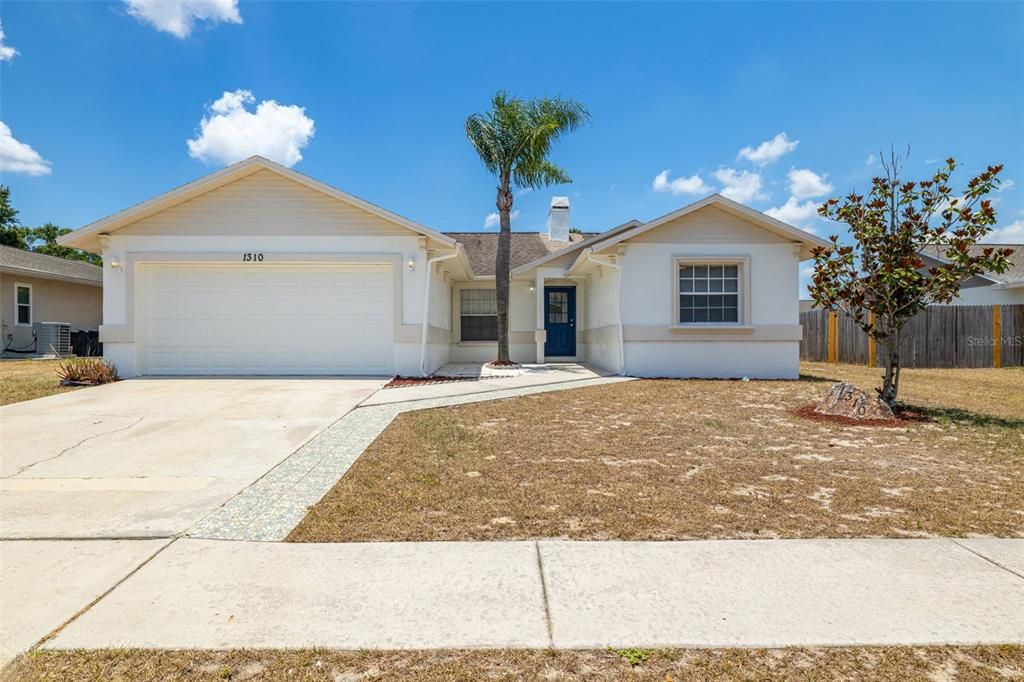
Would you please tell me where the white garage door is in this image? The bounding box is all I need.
[140,263,394,375]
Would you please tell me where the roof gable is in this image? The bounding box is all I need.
[59,156,455,253]
[589,195,830,259]
[509,219,643,275]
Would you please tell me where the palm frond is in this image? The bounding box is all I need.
[464,91,590,191]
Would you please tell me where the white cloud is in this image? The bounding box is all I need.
[652,169,713,195]
[0,22,18,61]
[124,0,241,38]
[998,178,1015,192]
[186,90,315,167]
[713,167,767,203]
[738,132,798,166]
[483,210,520,229]
[865,153,877,166]
[0,121,51,176]
[787,168,833,199]
[986,220,1024,244]
[765,197,820,230]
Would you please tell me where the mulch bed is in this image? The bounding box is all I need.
[790,403,930,428]
[382,375,481,389]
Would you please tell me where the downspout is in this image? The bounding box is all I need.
[419,246,460,377]
[584,249,626,376]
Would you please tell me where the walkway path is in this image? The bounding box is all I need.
[25,537,1024,654]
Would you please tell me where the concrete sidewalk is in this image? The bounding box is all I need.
[28,537,1024,654]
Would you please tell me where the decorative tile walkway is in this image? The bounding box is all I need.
[187,375,633,541]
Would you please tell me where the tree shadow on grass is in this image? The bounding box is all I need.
[798,374,843,383]
[903,404,1024,430]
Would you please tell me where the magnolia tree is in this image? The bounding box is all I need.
[809,152,1014,407]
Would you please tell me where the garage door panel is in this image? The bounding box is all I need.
[141,264,394,375]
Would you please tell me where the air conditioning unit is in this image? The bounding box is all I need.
[33,321,71,355]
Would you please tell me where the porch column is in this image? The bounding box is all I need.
[535,270,545,363]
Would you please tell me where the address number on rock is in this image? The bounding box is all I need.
[241,252,265,262]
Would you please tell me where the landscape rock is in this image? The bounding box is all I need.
[814,382,895,421]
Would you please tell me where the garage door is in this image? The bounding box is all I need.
[140,263,394,375]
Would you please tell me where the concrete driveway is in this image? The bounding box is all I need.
[0,378,384,539]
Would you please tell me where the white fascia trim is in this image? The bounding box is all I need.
[58,156,456,251]
[0,265,102,287]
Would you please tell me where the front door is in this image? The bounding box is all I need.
[544,286,576,357]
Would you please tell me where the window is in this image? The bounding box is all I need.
[678,263,740,324]
[15,283,32,326]
[547,290,569,324]
[460,288,498,341]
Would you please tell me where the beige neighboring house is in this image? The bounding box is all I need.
[918,244,1024,305]
[58,155,829,379]
[799,245,1023,313]
[0,246,103,353]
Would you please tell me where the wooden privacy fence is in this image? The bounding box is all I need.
[800,304,1023,368]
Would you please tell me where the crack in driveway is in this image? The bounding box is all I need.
[6,417,145,479]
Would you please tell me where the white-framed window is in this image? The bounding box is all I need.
[675,259,747,325]
[460,288,498,341]
[14,282,32,326]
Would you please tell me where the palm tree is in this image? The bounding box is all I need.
[465,92,590,364]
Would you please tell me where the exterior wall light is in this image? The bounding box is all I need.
[408,257,416,271]
[109,257,123,271]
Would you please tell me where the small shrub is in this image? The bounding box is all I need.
[612,648,654,666]
[56,358,120,385]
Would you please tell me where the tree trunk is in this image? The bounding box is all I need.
[494,179,513,363]
[879,326,902,408]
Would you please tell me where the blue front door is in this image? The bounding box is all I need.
[544,286,576,357]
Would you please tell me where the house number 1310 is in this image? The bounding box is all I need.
[242,253,264,262]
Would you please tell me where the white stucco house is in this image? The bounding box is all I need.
[59,156,829,379]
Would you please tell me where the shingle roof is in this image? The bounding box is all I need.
[0,246,102,284]
[443,232,597,276]
[918,243,1023,284]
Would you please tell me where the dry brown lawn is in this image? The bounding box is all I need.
[289,363,1023,542]
[0,359,80,406]
[801,362,1024,422]
[5,646,1022,681]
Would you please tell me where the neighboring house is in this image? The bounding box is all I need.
[0,246,103,354]
[918,244,1024,305]
[58,156,828,379]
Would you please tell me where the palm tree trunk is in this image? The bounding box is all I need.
[494,178,513,363]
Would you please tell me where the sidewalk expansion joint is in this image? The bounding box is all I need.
[950,539,1024,580]
[28,536,177,653]
[534,541,554,647]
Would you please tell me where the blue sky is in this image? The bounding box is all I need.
[2,0,1023,279]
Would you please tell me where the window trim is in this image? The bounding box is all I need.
[671,256,751,328]
[14,282,32,327]
[458,287,499,342]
